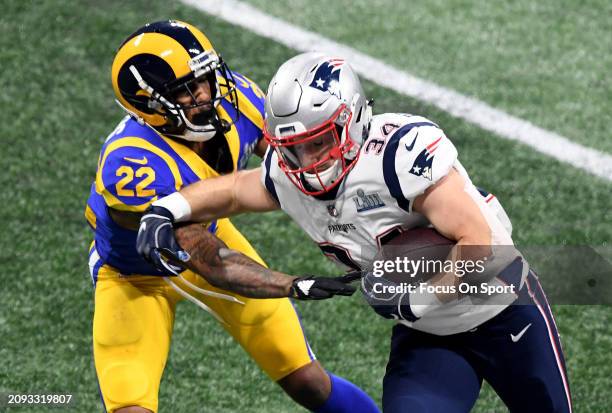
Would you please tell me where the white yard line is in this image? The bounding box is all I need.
[181,0,612,182]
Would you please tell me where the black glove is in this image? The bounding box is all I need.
[289,271,362,300]
[136,205,191,276]
[360,270,419,322]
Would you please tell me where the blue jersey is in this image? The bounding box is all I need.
[85,71,265,280]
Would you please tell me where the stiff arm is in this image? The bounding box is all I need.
[158,167,278,223]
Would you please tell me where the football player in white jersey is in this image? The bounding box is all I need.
[137,53,572,412]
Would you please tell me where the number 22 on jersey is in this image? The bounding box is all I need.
[115,165,156,197]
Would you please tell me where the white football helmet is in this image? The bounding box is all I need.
[264,52,372,195]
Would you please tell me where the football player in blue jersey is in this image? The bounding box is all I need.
[137,53,572,412]
[85,22,379,413]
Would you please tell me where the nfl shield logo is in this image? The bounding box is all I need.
[327,204,339,217]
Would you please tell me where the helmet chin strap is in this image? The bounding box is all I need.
[166,108,231,142]
[174,126,218,142]
[303,160,342,190]
[165,119,232,142]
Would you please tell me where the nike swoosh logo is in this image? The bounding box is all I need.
[124,156,148,165]
[510,323,532,342]
[404,132,419,151]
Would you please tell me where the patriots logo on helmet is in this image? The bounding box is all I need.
[409,136,442,181]
[309,59,344,98]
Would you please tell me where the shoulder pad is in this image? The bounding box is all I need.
[382,120,457,210]
[96,140,182,211]
[228,71,265,129]
[369,113,439,138]
[231,71,265,100]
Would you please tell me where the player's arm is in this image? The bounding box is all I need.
[135,181,355,300]
[153,168,279,225]
[400,121,492,277]
[365,168,495,321]
[175,167,279,223]
[413,167,492,292]
[369,120,495,320]
[133,150,356,299]
[171,222,356,299]
[413,168,492,249]
[137,213,356,300]
[134,168,276,271]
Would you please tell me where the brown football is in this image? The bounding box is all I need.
[376,227,456,284]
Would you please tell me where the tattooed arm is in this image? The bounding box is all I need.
[111,208,299,298]
[136,210,357,300]
[175,223,296,298]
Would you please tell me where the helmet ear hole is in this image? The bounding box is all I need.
[134,90,163,111]
[129,94,156,114]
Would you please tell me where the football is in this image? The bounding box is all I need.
[385,227,455,250]
[375,227,456,284]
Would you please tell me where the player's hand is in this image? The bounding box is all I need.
[289,271,362,300]
[136,205,191,276]
[360,269,419,321]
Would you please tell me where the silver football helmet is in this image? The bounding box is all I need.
[264,52,372,195]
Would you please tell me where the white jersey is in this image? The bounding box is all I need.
[262,113,516,335]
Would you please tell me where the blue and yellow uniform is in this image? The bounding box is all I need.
[85,73,315,412]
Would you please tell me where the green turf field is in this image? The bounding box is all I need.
[244,0,612,154]
[0,1,610,412]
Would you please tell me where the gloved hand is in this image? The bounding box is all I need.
[289,271,362,300]
[360,270,419,321]
[136,205,191,276]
